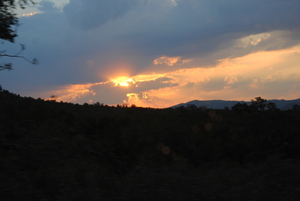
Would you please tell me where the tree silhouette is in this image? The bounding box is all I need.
[250,97,278,111]
[266,101,279,111]
[231,102,250,114]
[251,97,268,110]
[292,104,300,111]
[232,97,279,113]
[0,0,37,71]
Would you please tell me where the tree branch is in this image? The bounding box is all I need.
[0,0,37,70]
[0,43,38,70]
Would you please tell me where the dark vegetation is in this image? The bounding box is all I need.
[1,87,300,200]
[1,0,37,71]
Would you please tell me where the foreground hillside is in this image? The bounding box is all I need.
[1,87,300,200]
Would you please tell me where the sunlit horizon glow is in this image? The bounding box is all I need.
[43,43,300,108]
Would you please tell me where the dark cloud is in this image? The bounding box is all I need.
[134,77,178,92]
[121,0,300,60]
[63,0,145,29]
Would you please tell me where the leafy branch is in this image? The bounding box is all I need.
[0,0,37,71]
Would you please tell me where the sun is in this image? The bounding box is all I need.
[111,76,135,87]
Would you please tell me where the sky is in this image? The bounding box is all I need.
[1,0,300,108]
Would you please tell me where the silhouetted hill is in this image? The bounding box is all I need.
[281,100,300,110]
[171,98,300,110]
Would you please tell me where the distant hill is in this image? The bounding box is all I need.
[170,98,300,110]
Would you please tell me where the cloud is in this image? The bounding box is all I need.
[123,44,300,107]
[238,33,271,47]
[63,0,144,29]
[38,0,59,12]
[153,56,190,66]
[126,0,300,58]
[45,44,299,108]
[19,12,41,17]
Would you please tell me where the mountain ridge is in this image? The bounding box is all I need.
[170,98,300,110]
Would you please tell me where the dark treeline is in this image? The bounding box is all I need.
[1,87,300,200]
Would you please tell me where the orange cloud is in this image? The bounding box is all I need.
[122,44,300,107]
[49,81,109,102]
[238,32,271,47]
[59,83,95,101]
[153,56,190,66]
[49,44,300,108]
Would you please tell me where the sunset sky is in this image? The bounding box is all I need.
[1,0,300,108]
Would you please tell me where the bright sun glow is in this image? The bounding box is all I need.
[111,76,135,87]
